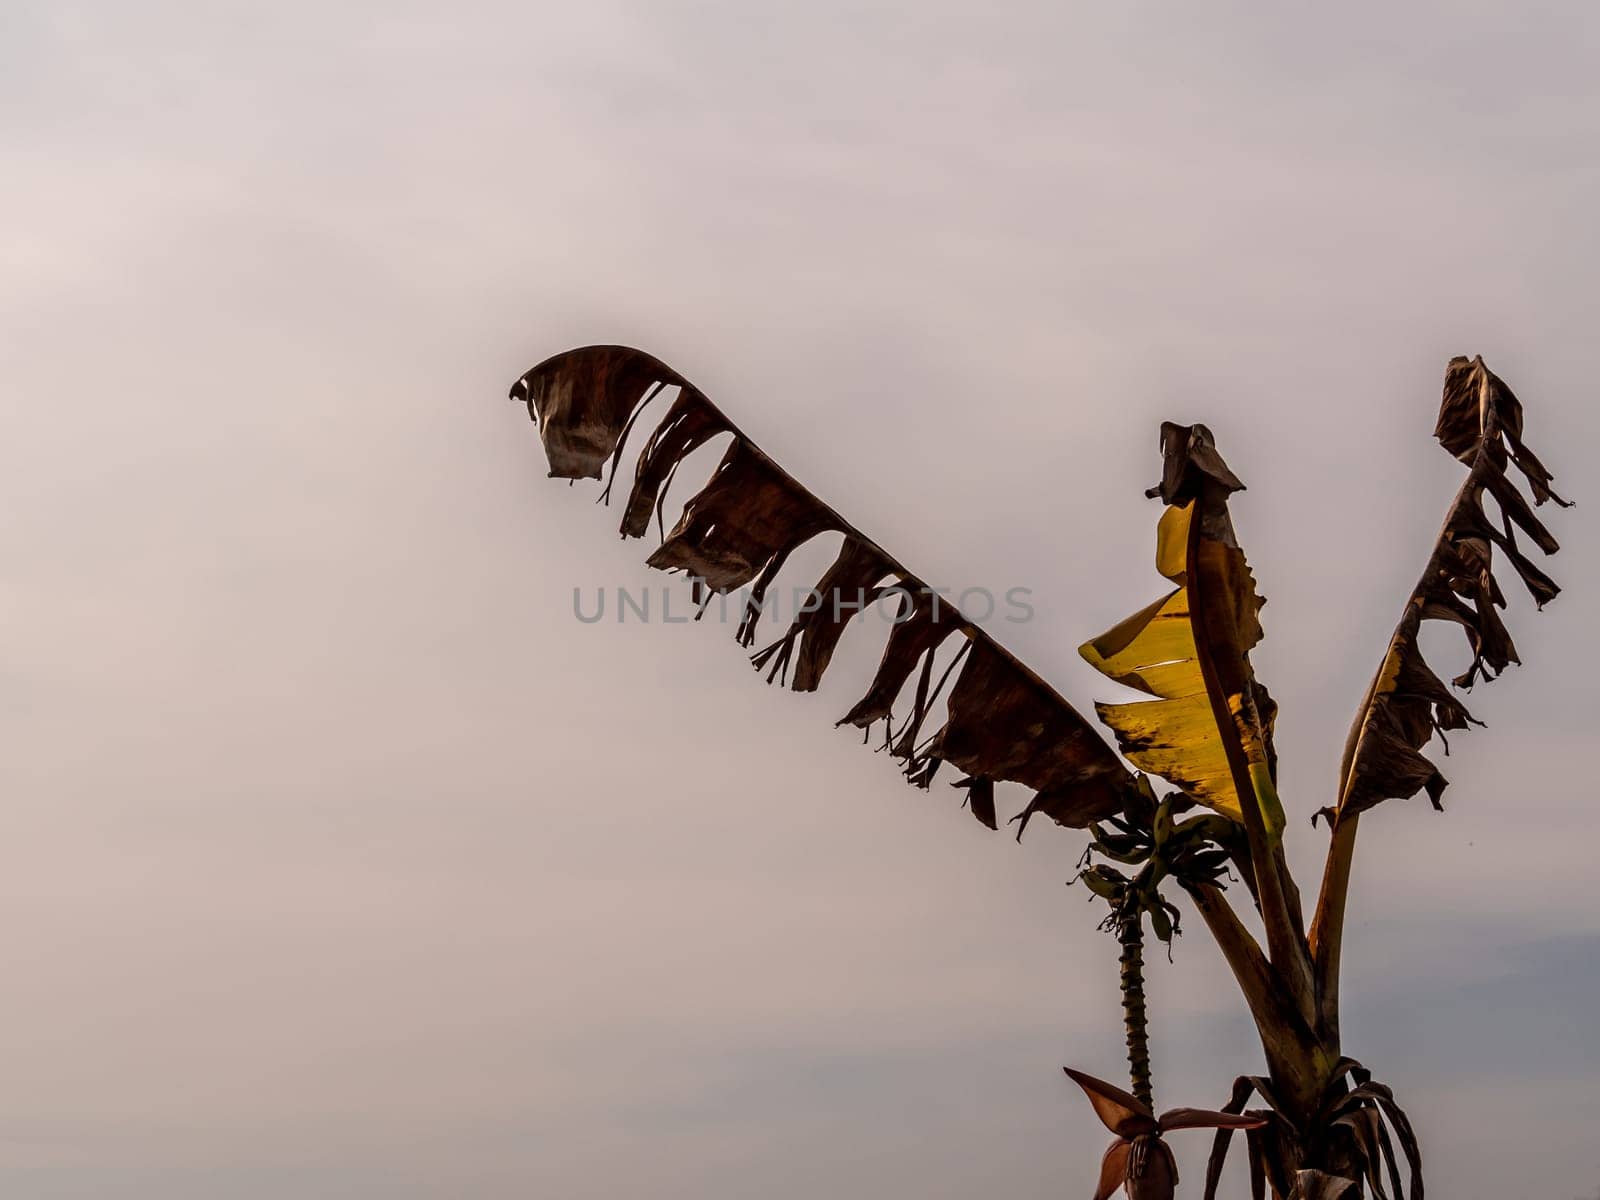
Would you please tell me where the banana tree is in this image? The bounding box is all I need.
[506,348,1566,1197]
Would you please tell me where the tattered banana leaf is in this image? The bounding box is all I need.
[1335,356,1568,820]
[1079,424,1285,837]
[512,345,1140,833]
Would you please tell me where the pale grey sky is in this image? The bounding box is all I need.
[3,2,1598,1197]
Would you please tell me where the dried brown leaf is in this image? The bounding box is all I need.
[513,345,1139,834]
[1337,356,1567,820]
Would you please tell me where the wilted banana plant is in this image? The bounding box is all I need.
[507,346,1566,1197]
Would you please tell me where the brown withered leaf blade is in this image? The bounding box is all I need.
[511,345,673,480]
[1336,356,1568,820]
[646,438,835,593]
[933,641,1133,835]
[511,345,1140,832]
[750,537,892,691]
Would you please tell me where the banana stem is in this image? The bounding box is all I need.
[1118,914,1154,1111]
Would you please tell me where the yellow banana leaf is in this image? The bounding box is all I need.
[1080,483,1285,838]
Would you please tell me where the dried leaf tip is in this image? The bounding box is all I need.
[1436,355,1572,509]
[1146,422,1247,505]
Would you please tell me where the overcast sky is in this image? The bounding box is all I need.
[4,2,1599,1197]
